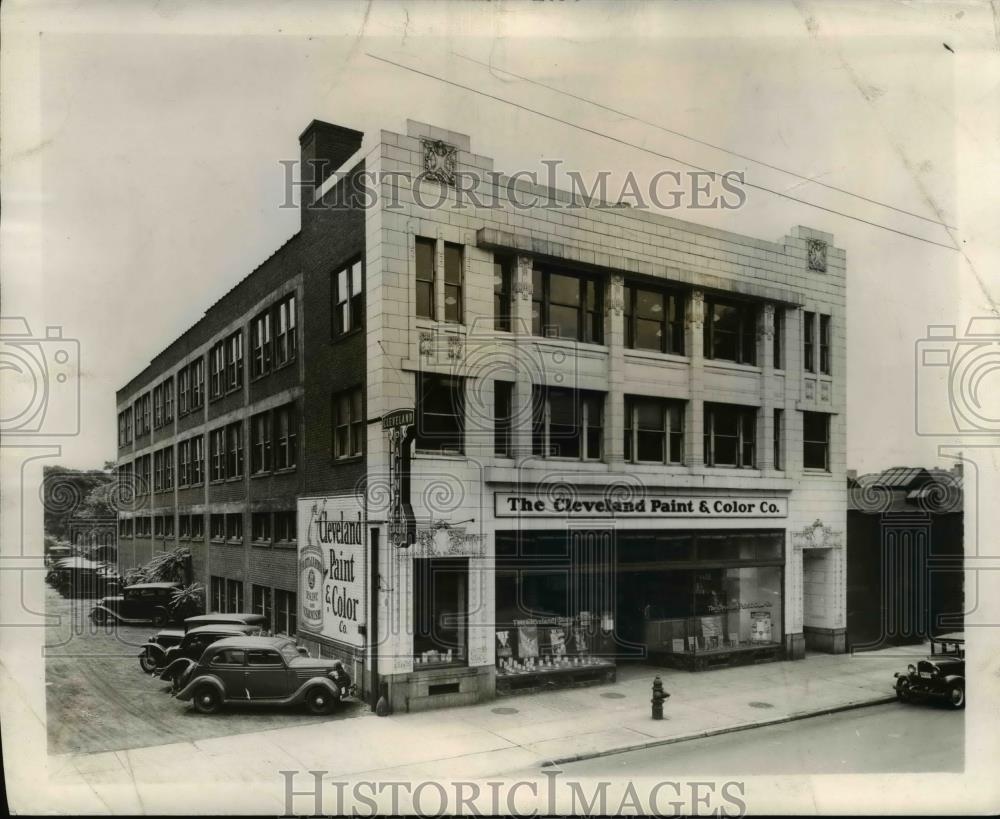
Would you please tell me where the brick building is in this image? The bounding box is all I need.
[116,118,847,711]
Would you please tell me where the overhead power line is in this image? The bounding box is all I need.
[453,51,956,231]
[367,52,958,253]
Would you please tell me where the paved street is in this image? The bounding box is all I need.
[44,587,363,755]
[552,702,963,775]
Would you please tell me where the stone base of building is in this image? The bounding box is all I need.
[386,665,495,713]
[785,632,806,659]
[804,626,847,654]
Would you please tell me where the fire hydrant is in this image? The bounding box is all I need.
[651,675,670,720]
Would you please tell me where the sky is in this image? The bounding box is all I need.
[3,0,998,475]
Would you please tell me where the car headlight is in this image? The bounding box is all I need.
[907,664,916,674]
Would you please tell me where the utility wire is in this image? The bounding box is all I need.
[453,51,956,231]
[367,52,958,253]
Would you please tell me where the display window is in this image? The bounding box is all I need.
[413,558,468,668]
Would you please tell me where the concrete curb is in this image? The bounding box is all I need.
[540,694,898,768]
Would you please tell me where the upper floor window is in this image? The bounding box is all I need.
[532,386,603,461]
[333,386,364,460]
[274,295,297,367]
[773,308,784,370]
[773,409,784,471]
[333,260,364,337]
[415,237,436,320]
[178,435,204,486]
[819,314,831,375]
[225,331,244,392]
[415,373,464,454]
[274,404,297,470]
[624,396,684,465]
[153,384,164,429]
[251,311,272,378]
[803,411,830,471]
[494,381,513,457]
[704,300,757,365]
[704,403,756,468]
[624,285,684,355]
[444,242,463,323]
[118,409,133,447]
[179,358,204,414]
[494,255,513,332]
[163,378,174,423]
[803,311,816,373]
[250,410,272,474]
[210,342,226,398]
[133,393,151,437]
[532,268,602,344]
[191,358,204,409]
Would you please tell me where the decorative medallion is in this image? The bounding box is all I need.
[421,139,457,186]
[418,331,434,357]
[807,239,827,272]
[792,519,843,550]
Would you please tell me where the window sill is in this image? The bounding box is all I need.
[333,455,364,464]
[414,450,466,460]
[623,348,689,365]
[704,360,762,374]
[332,327,364,343]
[801,468,832,476]
[531,335,607,354]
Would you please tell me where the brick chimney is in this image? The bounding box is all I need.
[297,120,364,217]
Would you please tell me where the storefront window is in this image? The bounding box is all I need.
[413,558,468,667]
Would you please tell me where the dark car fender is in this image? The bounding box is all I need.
[158,655,195,683]
[141,641,168,664]
[942,674,964,687]
[285,676,342,706]
[174,672,225,702]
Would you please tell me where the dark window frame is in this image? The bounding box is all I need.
[704,403,757,469]
[624,284,685,355]
[624,395,685,465]
[333,386,364,460]
[704,299,758,365]
[415,236,436,320]
[415,373,465,455]
[332,258,365,337]
[493,254,513,332]
[802,411,831,471]
[531,267,603,344]
[531,386,604,461]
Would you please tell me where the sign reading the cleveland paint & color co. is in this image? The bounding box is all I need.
[495,492,788,518]
[297,496,366,647]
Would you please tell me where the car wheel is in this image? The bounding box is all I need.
[192,685,222,714]
[305,687,335,715]
[947,682,965,710]
[150,608,169,627]
[895,678,912,703]
[139,650,158,674]
[90,608,108,625]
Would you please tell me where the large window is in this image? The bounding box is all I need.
[803,411,830,471]
[224,331,244,392]
[252,585,273,630]
[226,422,244,477]
[333,260,364,336]
[250,410,272,474]
[773,409,784,471]
[252,512,272,543]
[413,558,468,667]
[494,381,513,457]
[444,242,463,323]
[803,311,816,373]
[624,396,684,464]
[493,255,513,332]
[333,387,364,459]
[210,428,226,482]
[704,403,756,468]
[773,307,783,369]
[704,300,757,365]
[415,237,435,320]
[416,373,464,454]
[250,311,272,377]
[274,295,297,366]
[532,387,603,460]
[178,435,204,486]
[273,589,297,635]
[118,410,133,447]
[819,314,831,375]
[274,511,297,543]
[624,285,684,354]
[532,268,602,343]
[226,513,243,542]
[274,404,297,470]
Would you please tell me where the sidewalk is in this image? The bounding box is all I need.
[49,645,918,809]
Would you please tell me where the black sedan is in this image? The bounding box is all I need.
[894,632,965,709]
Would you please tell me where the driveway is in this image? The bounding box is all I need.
[44,586,365,755]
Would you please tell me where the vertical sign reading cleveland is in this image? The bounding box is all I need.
[297,497,366,647]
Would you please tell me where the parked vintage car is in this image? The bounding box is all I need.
[181,613,268,632]
[48,557,113,597]
[172,636,353,715]
[90,582,191,626]
[894,632,965,709]
[138,626,186,672]
[148,623,264,678]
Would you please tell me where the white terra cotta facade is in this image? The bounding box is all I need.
[308,120,846,712]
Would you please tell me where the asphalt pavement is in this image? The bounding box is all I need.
[549,701,963,776]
